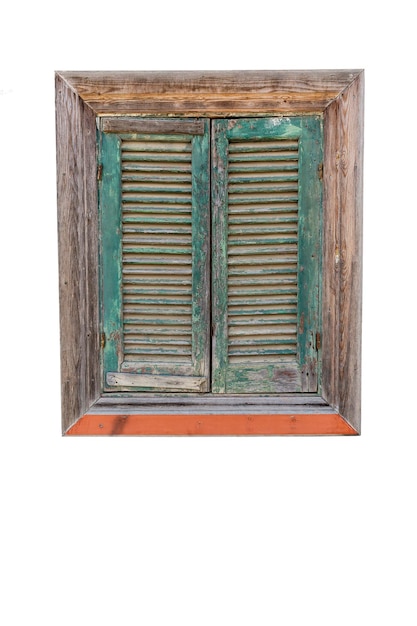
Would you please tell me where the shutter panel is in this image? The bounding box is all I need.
[100,118,210,392]
[212,117,322,393]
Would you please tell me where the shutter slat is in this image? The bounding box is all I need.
[225,134,301,368]
[121,137,195,367]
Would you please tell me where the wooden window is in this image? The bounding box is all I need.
[56,70,363,436]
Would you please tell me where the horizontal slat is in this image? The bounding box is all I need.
[122,163,192,173]
[122,140,192,152]
[228,325,296,336]
[228,164,299,172]
[229,152,299,161]
[123,296,192,306]
[229,337,296,346]
[121,153,192,164]
[124,336,192,346]
[124,326,192,336]
[228,267,297,276]
[124,316,192,325]
[228,276,297,287]
[229,226,297,235]
[123,256,192,265]
[228,256,297,266]
[228,207,298,216]
[123,226,192,234]
[228,347,297,356]
[122,345,192,355]
[228,245,297,256]
[122,267,192,276]
[123,280,192,289]
[229,139,299,150]
[122,184,192,193]
[123,246,192,254]
[228,313,297,323]
[224,351,300,364]
[123,235,192,245]
[228,195,298,205]
[123,215,192,222]
[227,236,297,246]
[122,194,192,204]
[227,307,297,316]
[229,177,298,187]
[123,286,192,296]
[229,173,298,183]
[122,173,192,183]
[228,287,297,296]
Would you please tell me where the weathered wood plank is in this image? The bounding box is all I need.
[57,70,362,116]
[56,73,100,433]
[322,71,363,432]
[101,117,205,134]
[106,373,207,392]
[92,393,331,408]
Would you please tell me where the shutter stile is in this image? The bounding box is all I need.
[100,120,210,392]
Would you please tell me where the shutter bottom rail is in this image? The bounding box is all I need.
[106,372,207,392]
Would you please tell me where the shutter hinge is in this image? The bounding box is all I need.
[315,331,321,351]
[97,164,103,181]
[100,332,106,349]
[318,162,323,180]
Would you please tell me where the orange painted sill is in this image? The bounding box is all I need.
[66,412,357,436]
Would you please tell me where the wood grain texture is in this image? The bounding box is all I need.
[106,373,207,391]
[56,74,100,433]
[322,71,364,432]
[57,70,362,116]
[65,411,357,436]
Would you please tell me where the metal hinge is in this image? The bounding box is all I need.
[97,164,103,181]
[100,332,106,349]
[315,331,321,351]
[317,162,323,180]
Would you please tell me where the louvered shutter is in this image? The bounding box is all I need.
[212,117,322,393]
[100,118,210,392]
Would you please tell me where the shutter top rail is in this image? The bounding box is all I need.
[101,118,205,134]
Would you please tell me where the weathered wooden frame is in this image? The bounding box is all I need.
[56,70,364,436]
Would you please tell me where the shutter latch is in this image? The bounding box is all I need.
[97,164,103,181]
[100,332,106,349]
[315,331,321,351]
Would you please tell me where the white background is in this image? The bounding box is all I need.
[1,2,416,624]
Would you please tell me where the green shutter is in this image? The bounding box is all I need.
[212,116,322,393]
[99,118,210,392]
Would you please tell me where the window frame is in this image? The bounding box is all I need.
[56,70,364,436]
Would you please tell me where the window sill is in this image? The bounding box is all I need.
[65,394,358,435]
